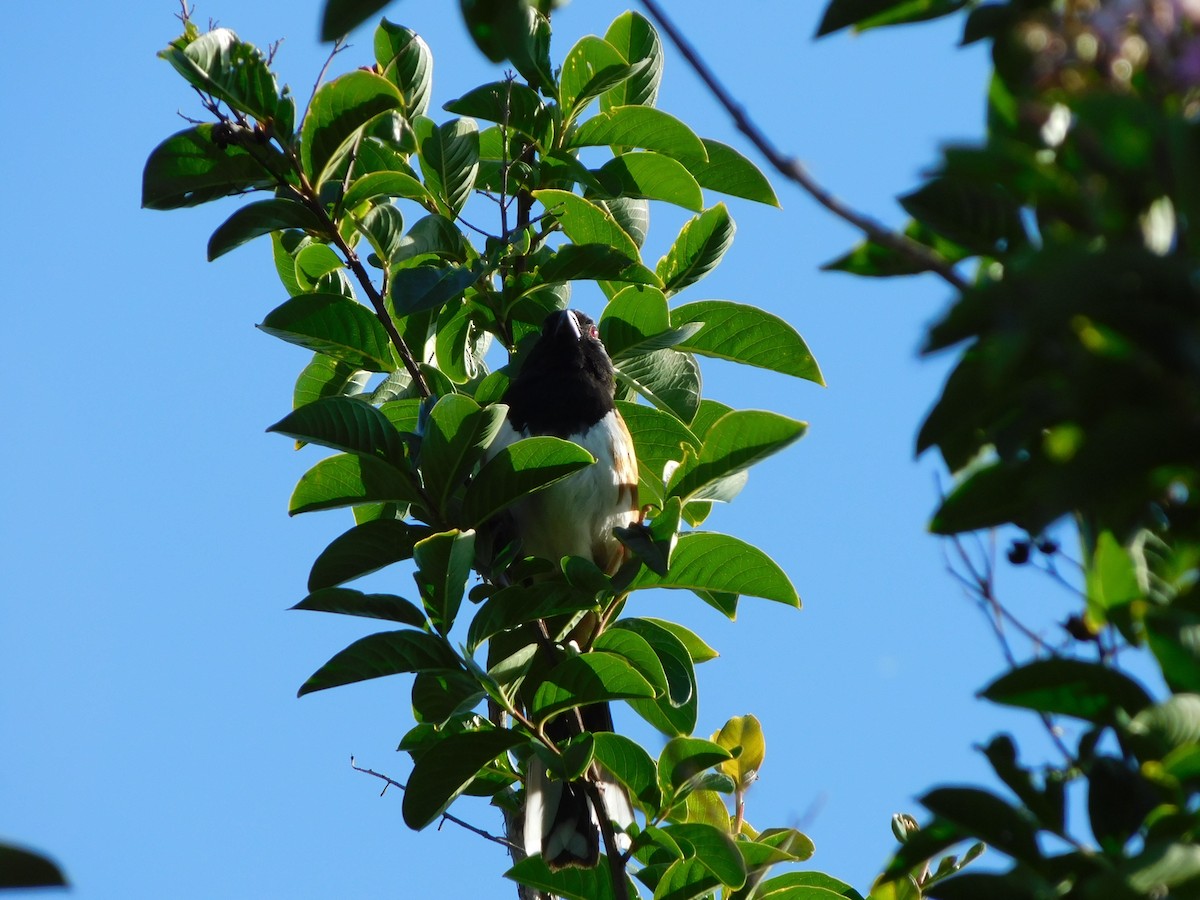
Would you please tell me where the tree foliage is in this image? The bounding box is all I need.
[144,6,833,899]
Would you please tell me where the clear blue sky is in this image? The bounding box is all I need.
[3,1,1081,897]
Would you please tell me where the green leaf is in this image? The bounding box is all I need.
[652,857,721,900]
[160,28,280,124]
[0,844,68,889]
[534,189,640,261]
[1086,531,1142,626]
[560,36,639,123]
[980,658,1154,723]
[293,354,368,409]
[343,171,434,211]
[1128,695,1200,759]
[899,176,1024,254]
[669,410,807,503]
[614,349,701,424]
[628,532,800,607]
[289,452,421,514]
[443,82,544,142]
[467,582,599,652]
[816,0,967,35]
[685,139,779,207]
[391,264,481,316]
[461,436,596,527]
[530,652,658,722]
[713,715,765,788]
[268,396,409,465]
[308,519,428,590]
[657,204,736,296]
[291,587,426,626]
[567,106,707,165]
[322,0,391,40]
[414,115,480,217]
[644,618,718,664]
[600,285,670,356]
[614,618,697,735]
[592,732,663,813]
[920,787,1040,865]
[298,629,461,696]
[413,529,476,635]
[594,629,670,695]
[659,737,732,793]
[403,728,528,829]
[601,11,663,111]
[507,854,627,900]
[615,400,701,505]
[672,300,824,384]
[294,243,345,290]
[259,293,394,372]
[142,125,281,210]
[374,20,432,116]
[419,395,507,514]
[594,152,704,211]
[302,71,403,186]
[208,198,326,261]
[666,823,746,889]
[755,872,863,899]
[537,244,661,286]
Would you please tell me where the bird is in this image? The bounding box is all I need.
[486,308,640,869]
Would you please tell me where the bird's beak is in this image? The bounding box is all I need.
[553,310,582,341]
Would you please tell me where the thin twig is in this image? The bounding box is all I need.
[637,0,970,293]
[350,757,518,850]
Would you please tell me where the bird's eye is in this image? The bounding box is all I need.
[587,324,599,339]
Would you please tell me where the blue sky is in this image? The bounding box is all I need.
[2,1,1086,897]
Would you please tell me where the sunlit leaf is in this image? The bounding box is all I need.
[259,293,395,372]
[672,300,824,384]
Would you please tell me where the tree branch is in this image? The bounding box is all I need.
[637,0,970,293]
[350,757,518,850]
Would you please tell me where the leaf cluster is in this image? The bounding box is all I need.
[145,8,830,898]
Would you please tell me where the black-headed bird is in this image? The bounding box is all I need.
[488,308,639,869]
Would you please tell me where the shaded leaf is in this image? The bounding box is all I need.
[374,20,432,116]
[291,587,425,626]
[208,198,325,261]
[403,728,528,829]
[298,629,461,696]
[980,658,1154,723]
[420,395,507,514]
[413,530,476,635]
[614,349,701,424]
[659,737,732,793]
[308,519,429,591]
[302,71,403,185]
[415,115,480,216]
[462,436,595,527]
[592,732,663,813]
[289,452,421,514]
[268,395,409,465]
[531,652,658,721]
[142,125,280,210]
[259,293,395,372]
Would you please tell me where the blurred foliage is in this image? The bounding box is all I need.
[820,0,1200,897]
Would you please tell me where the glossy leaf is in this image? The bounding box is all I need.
[659,737,733,793]
[568,106,708,164]
[601,11,663,111]
[666,823,746,888]
[714,715,765,788]
[652,857,721,900]
[537,244,661,286]
[268,396,409,465]
[592,732,663,813]
[289,453,421,514]
[293,354,366,409]
[208,199,325,261]
[160,28,279,124]
[391,263,481,316]
[534,189,640,260]
[420,395,507,514]
[614,349,701,424]
[302,71,403,185]
[628,532,800,608]
[414,115,480,217]
[980,658,1154,723]
[342,171,434,211]
[600,284,670,356]
[754,872,863,899]
[294,243,345,290]
[594,152,704,211]
[374,20,432,116]
[672,300,824,384]
[560,36,637,122]
[466,582,600,651]
[291,587,425,626]
[645,618,718,664]
[298,629,460,696]
[402,728,528,829]
[686,139,780,207]
[594,629,670,696]
[142,125,280,210]
[657,205,736,296]
[461,436,596,527]
[413,530,476,635]
[259,293,395,372]
[308,519,428,591]
[921,786,1040,864]
[669,410,807,503]
[530,652,658,722]
[443,81,544,142]
[507,854,625,900]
